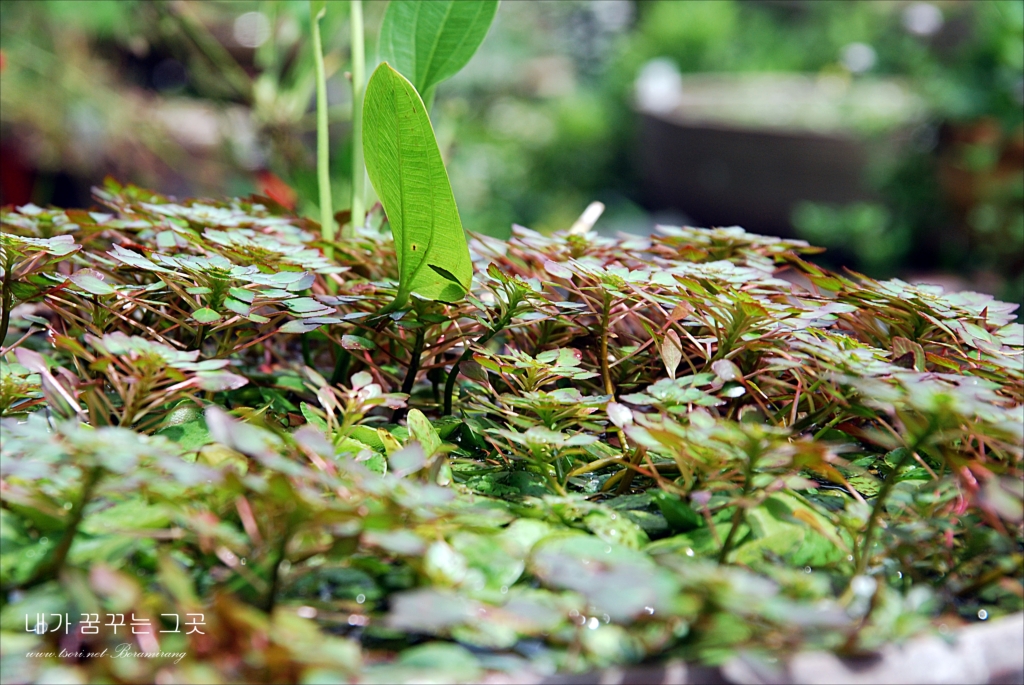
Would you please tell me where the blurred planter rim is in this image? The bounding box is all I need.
[636,73,926,236]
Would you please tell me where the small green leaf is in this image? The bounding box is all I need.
[651,490,703,532]
[229,287,255,303]
[341,334,376,351]
[380,0,498,98]
[363,62,473,309]
[195,371,248,392]
[192,308,222,324]
[156,418,212,451]
[68,269,115,296]
[223,298,250,316]
[300,402,328,431]
[407,408,441,458]
[428,263,465,286]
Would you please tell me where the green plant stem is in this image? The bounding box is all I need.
[401,327,426,395]
[429,351,443,403]
[0,268,12,348]
[25,467,102,588]
[301,333,313,368]
[330,345,352,387]
[348,0,366,236]
[596,294,638,494]
[261,525,292,613]
[718,455,758,564]
[311,4,335,256]
[443,316,510,416]
[854,445,916,577]
[393,326,426,421]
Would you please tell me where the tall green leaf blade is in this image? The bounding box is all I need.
[363,62,472,308]
[380,0,498,96]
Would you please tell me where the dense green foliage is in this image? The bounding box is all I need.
[0,183,1021,682]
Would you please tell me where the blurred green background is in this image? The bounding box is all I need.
[1,1,1021,302]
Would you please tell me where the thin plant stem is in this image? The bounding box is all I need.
[348,0,366,236]
[25,467,103,588]
[393,326,426,421]
[854,445,916,578]
[0,267,12,347]
[595,293,639,493]
[718,452,758,564]
[311,3,335,256]
[444,316,511,416]
[330,346,352,387]
[261,524,292,613]
[401,327,426,395]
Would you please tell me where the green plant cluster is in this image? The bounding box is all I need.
[1,182,1021,682]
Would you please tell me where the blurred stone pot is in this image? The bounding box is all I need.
[635,73,925,236]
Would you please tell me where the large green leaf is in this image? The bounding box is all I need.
[379,0,498,101]
[363,62,472,309]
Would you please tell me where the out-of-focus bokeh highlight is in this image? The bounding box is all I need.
[1,1,1021,302]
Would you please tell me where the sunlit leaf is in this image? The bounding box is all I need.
[363,62,473,310]
[379,0,498,101]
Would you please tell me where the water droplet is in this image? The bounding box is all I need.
[569,609,579,618]
[804,566,812,574]
[64,502,73,510]
[644,606,655,615]
[685,548,694,557]
[978,609,988,620]
[500,586,508,594]
[896,571,902,579]
[847,555,854,562]
[356,594,365,604]
[609,513,617,520]
[602,614,610,624]
[240,558,246,565]
[588,617,599,630]
[851,575,877,597]
[605,546,612,554]
[39,537,48,544]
